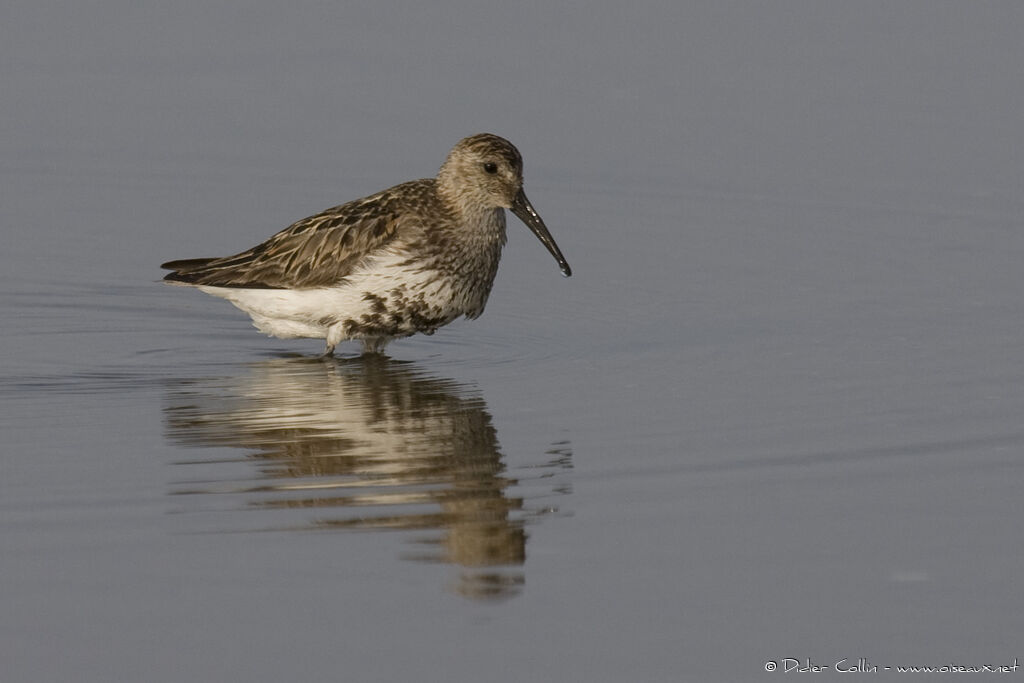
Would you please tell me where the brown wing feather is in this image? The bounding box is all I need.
[162,179,437,289]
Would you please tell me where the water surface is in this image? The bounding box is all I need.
[3,2,1024,681]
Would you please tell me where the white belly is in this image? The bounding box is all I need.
[195,253,482,343]
[198,285,346,339]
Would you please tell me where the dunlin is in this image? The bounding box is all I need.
[161,134,571,355]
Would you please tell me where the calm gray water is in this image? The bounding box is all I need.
[3,3,1024,681]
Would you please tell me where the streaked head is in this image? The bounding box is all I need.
[438,133,571,277]
[438,133,525,210]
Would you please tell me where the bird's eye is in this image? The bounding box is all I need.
[483,162,498,175]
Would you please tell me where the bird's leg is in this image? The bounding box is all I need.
[321,325,346,359]
[361,337,387,355]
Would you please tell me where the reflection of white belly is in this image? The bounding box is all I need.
[197,255,473,341]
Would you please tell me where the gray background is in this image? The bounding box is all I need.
[3,2,1023,681]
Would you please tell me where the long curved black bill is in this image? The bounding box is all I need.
[510,189,572,277]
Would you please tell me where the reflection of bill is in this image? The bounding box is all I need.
[163,355,571,600]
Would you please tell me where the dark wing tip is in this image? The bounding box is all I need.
[160,259,282,288]
[161,257,216,271]
[161,257,222,284]
[162,270,192,284]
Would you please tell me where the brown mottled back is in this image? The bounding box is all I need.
[162,179,446,289]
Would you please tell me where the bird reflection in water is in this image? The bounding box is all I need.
[163,355,571,600]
